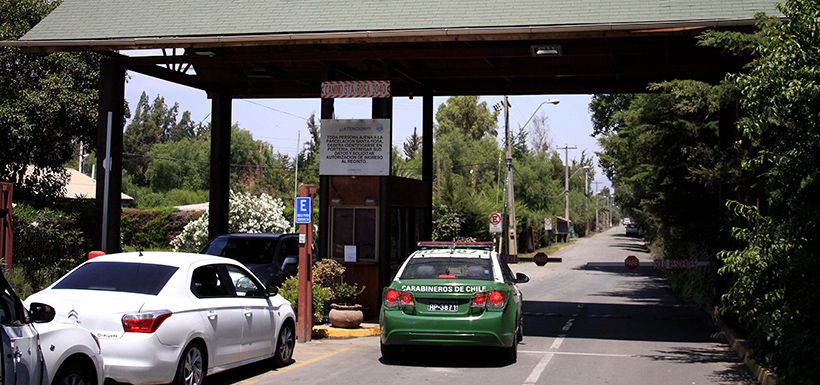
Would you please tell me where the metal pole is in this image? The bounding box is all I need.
[293,131,300,232]
[101,112,112,251]
[592,181,601,231]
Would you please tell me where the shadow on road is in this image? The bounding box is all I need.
[206,358,287,385]
[522,300,714,343]
[609,242,651,253]
[379,346,510,368]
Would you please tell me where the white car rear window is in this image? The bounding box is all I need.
[54,262,177,295]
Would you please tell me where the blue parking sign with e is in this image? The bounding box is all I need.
[295,197,312,224]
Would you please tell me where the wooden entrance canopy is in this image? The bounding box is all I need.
[11,0,778,97]
[4,0,778,252]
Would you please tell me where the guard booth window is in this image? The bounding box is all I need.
[331,207,377,261]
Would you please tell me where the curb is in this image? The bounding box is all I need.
[705,306,778,385]
[312,322,381,339]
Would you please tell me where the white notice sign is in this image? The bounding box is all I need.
[344,245,357,263]
[320,119,391,176]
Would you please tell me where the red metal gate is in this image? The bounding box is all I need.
[0,182,13,271]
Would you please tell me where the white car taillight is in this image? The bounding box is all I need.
[121,310,172,333]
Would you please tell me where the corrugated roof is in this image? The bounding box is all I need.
[19,0,779,43]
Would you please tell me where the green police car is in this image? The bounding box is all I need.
[379,242,530,363]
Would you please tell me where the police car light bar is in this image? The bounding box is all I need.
[417,241,495,250]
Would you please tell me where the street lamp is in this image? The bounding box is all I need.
[521,99,560,129]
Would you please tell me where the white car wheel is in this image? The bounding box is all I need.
[54,366,92,385]
[273,323,295,367]
[175,343,206,385]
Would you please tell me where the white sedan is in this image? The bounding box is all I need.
[3,270,104,385]
[26,252,296,385]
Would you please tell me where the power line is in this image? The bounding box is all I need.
[239,99,309,121]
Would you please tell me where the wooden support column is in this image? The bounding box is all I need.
[319,66,334,262]
[296,184,317,342]
[422,88,434,241]
[95,59,125,253]
[208,89,231,240]
[373,96,393,291]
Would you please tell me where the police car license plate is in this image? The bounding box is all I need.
[427,302,459,312]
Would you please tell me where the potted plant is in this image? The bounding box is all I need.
[328,281,365,328]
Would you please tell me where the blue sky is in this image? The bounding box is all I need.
[125,71,612,192]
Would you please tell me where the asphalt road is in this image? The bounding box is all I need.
[207,227,753,385]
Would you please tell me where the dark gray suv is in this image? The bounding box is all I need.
[201,233,299,287]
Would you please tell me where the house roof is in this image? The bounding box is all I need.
[64,168,134,202]
[16,0,778,48]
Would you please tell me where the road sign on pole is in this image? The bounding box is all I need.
[295,197,312,224]
[544,217,553,231]
[489,212,503,233]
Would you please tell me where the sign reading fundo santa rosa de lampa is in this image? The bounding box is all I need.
[319,119,391,176]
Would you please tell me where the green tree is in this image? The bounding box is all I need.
[123,92,181,185]
[403,127,422,159]
[435,96,499,141]
[297,113,320,186]
[717,0,820,381]
[511,125,528,160]
[1,0,101,202]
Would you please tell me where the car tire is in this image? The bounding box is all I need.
[502,339,518,364]
[272,323,295,367]
[517,320,524,343]
[53,365,92,385]
[174,342,206,385]
[380,342,401,360]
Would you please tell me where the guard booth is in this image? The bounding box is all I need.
[316,93,431,318]
[323,175,427,317]
[555,216,572,243]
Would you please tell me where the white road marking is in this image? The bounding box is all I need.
[524,318,574,385]
[519,351,634,358]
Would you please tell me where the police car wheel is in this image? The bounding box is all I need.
[380,342,401,360]
[502,339,518,364]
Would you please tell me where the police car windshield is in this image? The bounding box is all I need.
[400,257,493,281]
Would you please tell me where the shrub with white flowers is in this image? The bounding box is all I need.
[171,190,291,252]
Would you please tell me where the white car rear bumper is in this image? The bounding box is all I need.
[101,334,182,385]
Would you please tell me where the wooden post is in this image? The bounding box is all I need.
[296,184,317,342]
[95,59,125,252]
[208,88,231,240]
[422,87,434,241]
[0,183,13,271]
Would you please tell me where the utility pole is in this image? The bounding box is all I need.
[292,131,300,232]
[558,145,577,222]
[503,96,518,262]
[592,181,601,231]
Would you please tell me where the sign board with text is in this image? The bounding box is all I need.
[321,80,391,98]
[544,217,553,231]
[320,119,391,176]
[489,212,502,233]
[295,197,312,224]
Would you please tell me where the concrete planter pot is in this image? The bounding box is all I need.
[328,303,363,328]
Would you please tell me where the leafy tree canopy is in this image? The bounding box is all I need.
[435,96,499,140]
[1,0,102,202]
